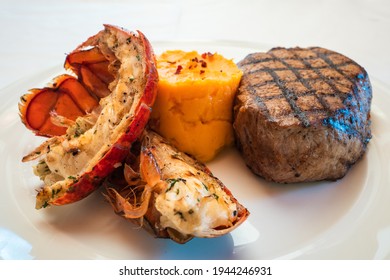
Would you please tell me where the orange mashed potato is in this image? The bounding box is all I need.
[150,50,242,162]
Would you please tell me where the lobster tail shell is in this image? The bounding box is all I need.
[23,25,158,209]
[104,130,249,243]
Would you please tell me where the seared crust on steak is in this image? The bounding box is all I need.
[233,47,372,183]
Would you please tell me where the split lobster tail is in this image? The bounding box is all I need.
[104,130,249,243]
[20,25,158,209]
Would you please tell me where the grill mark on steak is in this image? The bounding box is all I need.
[234,47,372,183]
[250,87,274,121]
[237,47,369,133]
[310,47,367,115]
[265,67,311,127]
[268,51,337,126]
[307,47,371,143]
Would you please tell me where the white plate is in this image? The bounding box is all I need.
[1,41,389,260]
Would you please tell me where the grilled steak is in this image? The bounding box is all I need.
[233,47,372,183]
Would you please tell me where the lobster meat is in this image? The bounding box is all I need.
[104,130,249,243]
[20,24,158,209]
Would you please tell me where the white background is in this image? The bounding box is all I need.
[1,0,389,88]
[1,0,390,270]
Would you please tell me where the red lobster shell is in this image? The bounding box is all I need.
[20,24,158,209]
[104,130,249,243]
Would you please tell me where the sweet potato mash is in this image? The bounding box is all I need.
[150,50,242,162]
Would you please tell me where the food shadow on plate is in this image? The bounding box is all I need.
[40,188,238,260]
[209,144,371,259]
[157,233,235,260]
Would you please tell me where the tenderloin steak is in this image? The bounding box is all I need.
[233,47,372,183]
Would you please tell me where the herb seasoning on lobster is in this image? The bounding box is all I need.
[104,130,249,243]
[20,25,159,209]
